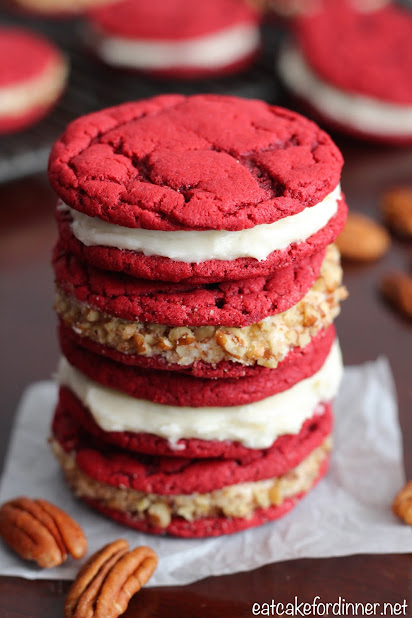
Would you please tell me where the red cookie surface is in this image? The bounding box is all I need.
[59,325,335,407]
[49,95,343,232]
[55,197,347,283]
[88,0,259,40]
[52,400,332,493]
[83,461,328,538]
[54,243,325,327]
[0,27,60,87]
[295,2,412,105]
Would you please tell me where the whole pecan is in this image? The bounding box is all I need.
[64,539,158,618]
[336,212,390,262]
[0,497,87,568]
[382,187,412,239]
[381,272,412,321]
[392,481,412,525]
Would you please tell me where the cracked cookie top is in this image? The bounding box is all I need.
[48,94,343,232]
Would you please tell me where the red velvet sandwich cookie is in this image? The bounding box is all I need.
[56,385,333,461]
[55,333,342,459]
[86,0,261,79]
[53,243,325,328]
[49,94,347,283]
[58,322,336,408]
[56,326,336,458]
[278,2,412,144]
[55,244,347,377]
[51,400,332,537]
[0,28,68,134]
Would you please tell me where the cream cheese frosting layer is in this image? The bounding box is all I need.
[279,46,412,136]
[0,57,68,117]
[90,23,260,70]
[57,339,343,449]
[62,184,340,263]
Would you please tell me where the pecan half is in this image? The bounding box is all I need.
[381,272,412,320]
[382,187,412,238]
[336,213,390,262]
[65,540,158,618]
[0,497,87,568]
[392,481,412,525]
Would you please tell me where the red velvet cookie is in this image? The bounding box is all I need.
[59,316,337,378]
[279,2,412,143]
[86,0,261,79]
[49,95,346,282]
[55,384,333,460]
[82,466,328,538]
[53,243,325,327]
[0,28,68,134]
[52,400,332,493]
[55,201,346,283]
[59,324,335,408]
[52,403,331,537]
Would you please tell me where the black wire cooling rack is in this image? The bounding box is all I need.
[0,13,282,184]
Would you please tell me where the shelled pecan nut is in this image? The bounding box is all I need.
[382,187,412,238]
[335,212,390,262]
[392,481,412,524]
[64,539,158,618]
[381,272,412,320]
[0,497,87,568]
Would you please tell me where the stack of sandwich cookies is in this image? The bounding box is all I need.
[49,94,347,537]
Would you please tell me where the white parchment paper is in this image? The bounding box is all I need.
[0,357,411,586]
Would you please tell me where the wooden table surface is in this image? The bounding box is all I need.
[0,137,412,616]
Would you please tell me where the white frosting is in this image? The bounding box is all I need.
[57,340,343,449]
[278,46,412,137]
[90,23,260,70]
[0,58,67,118]
[63,184,340,263]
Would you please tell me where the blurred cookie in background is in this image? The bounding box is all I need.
[263,0,389,20]
[263,0,321,19]
[10,0,116,17]
[0,27,68,134]
[86,0,262,79]
[278,0,412,144]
